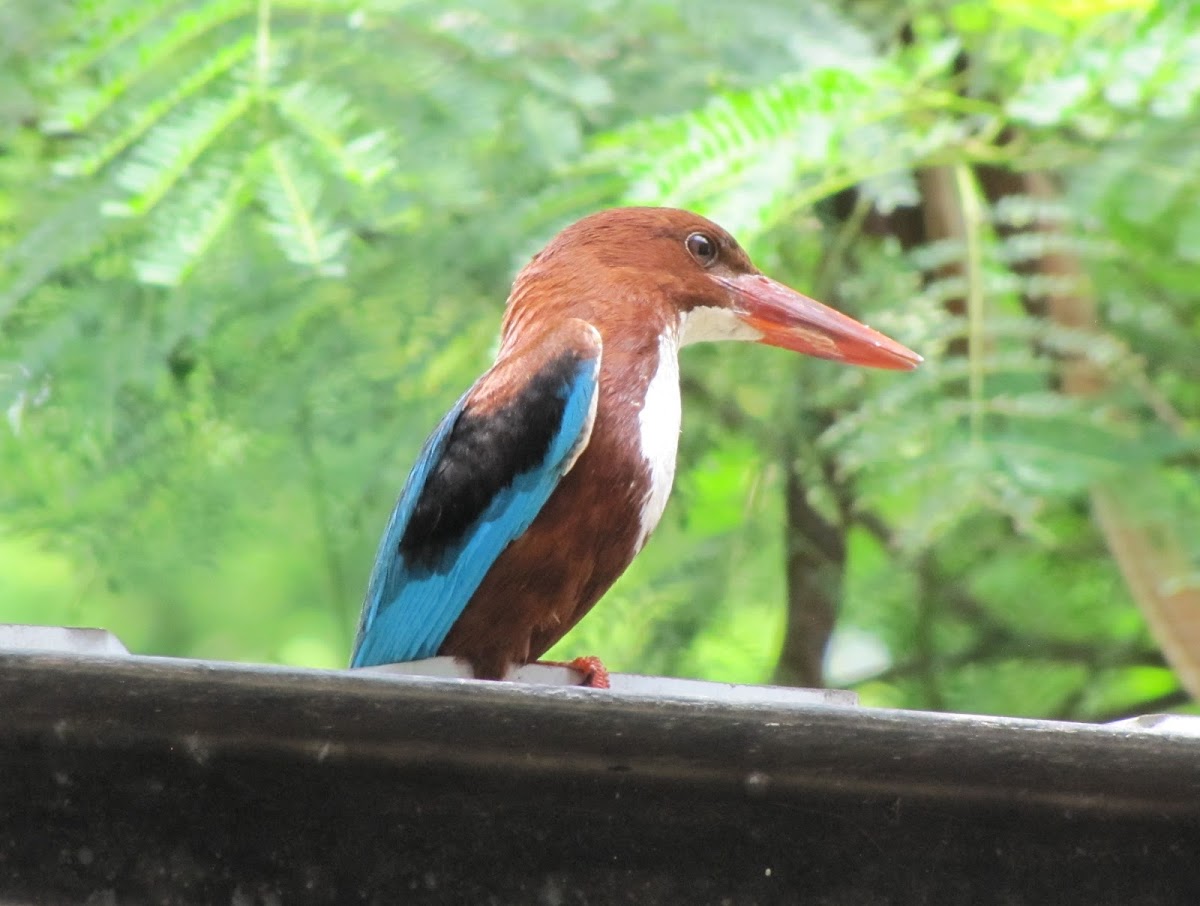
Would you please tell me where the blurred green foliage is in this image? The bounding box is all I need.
[2,0,1198,718]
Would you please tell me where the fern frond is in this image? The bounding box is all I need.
[54,35,256,178]
[1007,5,1200,131]
[578,60,983,239]
[44,0,182,84]
[273,82,395,185]
[104,82,254,217]
[990,194,1073,229]
[44,0,250,133]
[133,156,255,286]
[258,141,348,277]
[596,68,887,203]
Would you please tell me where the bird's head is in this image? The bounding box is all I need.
[504,207,921,370]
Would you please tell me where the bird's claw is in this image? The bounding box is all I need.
[537,655,610,689]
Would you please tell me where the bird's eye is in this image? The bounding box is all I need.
[685,232,718,266]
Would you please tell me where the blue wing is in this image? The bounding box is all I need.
[350,345,600,667]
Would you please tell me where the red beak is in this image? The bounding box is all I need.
[715,273,922,371]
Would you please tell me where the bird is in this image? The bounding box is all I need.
[350,207,920,685]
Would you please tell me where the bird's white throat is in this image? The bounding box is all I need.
[679,304,763,346]
[635,331,682,551]
[635,306,760,551]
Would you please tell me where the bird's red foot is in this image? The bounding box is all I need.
[538,655,610,689]
[568,656,610,689]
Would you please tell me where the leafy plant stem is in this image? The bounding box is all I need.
[954,162,986,447]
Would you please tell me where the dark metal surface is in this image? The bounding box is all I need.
[1,650,1197,905]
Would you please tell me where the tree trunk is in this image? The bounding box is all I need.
[773,443,846,688]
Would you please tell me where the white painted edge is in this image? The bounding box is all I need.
[0,624,130,656]
[359,656,858,706]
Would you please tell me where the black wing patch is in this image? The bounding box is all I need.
[399,351,588,569]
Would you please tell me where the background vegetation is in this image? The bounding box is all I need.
[3,0,1199,720]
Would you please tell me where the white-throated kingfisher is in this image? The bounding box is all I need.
[351,207,920,685]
